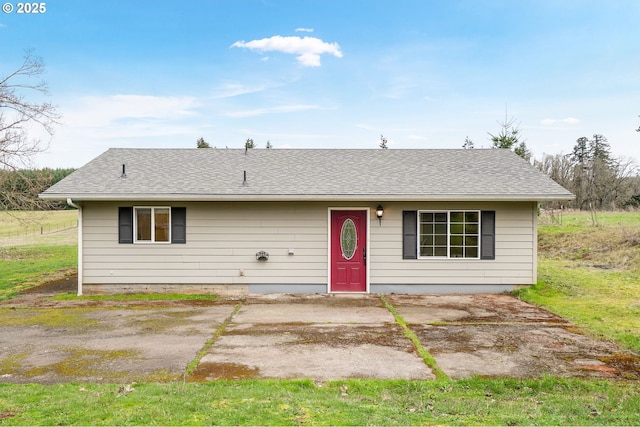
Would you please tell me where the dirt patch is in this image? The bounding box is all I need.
[0,410,18,420]
[189,362,261,381]
[599,353,640,379]
[19,273,77,294]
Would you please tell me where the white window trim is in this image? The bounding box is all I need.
[417,210,481,260]
[133,206,172,244]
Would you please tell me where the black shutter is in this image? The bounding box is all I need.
[481,211,495,260]
[118,207,133,244]
[171,207,187,244]
[402,211,418,259]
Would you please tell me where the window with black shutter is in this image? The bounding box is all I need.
[118,206,186,244]
[401,209,495,260]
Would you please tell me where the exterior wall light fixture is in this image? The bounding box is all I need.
[376,205,384,225]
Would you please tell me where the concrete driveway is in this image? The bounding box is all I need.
[1,286,638,383]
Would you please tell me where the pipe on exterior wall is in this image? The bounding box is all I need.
[66,198,83,296]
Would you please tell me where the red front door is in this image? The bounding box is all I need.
[330,210,367,292]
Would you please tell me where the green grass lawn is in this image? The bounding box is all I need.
[0,211,78,301]
[0,210,78,239]
[0,244,77,301]
[518,210,640,353]
[1,379,638,426]
[1,210,640,426]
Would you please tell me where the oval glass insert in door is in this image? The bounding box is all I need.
[340,218,357,260]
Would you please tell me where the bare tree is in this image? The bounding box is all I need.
[535,153,574,190]
[462,136,474,149]
[1,50,60,170]
[0,51,61,210]
[544,134,639,211]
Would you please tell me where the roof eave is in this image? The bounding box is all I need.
[40,193,576,203]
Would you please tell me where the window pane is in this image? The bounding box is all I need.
[434,212,447,222]
[466,236,478,246]
[421,235,434,246]
[434,247,447,257]
[450,246,463,258]
[420,247,433,257]
[450,223,463,235]
[450,212,463,222]
[420,224,433,235]
[421,212,433,222]
[451,236,463,246]
[465,247,478,258]
[435,224,447,234]
[435,235,447,246]
[465,212,479,222]
[155,208,170,242]
[465,223,479,234]
[136,208,152,241]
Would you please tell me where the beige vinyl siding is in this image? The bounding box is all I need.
[82,201,331,286]
[368,201,537,285]
[81,200,537,288]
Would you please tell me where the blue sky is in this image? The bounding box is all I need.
[2,0,639,168]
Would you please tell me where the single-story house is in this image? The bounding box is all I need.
[40,148,573,296]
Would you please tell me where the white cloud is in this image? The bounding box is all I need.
[225,104,321,118]
[231,36,343,67]
[212,83,268,99]
[540,117,580,126]
[295,27,314,33]
[38,94,203,167]
[64,94,198,127]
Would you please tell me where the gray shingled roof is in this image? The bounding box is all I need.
[40,148,574,202]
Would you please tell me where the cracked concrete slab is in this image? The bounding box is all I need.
[1,288,638,383]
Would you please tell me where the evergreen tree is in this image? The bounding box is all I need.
[196,137,211,148]
[488,115,530,160]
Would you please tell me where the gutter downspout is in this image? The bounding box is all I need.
[67,198,83,296]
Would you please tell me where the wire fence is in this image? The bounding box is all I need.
[0,221,78,239]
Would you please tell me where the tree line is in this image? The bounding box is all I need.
[0,168,75,210]
[535,135,640,210]
[463,116,640,210]
[197,124,640,212]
